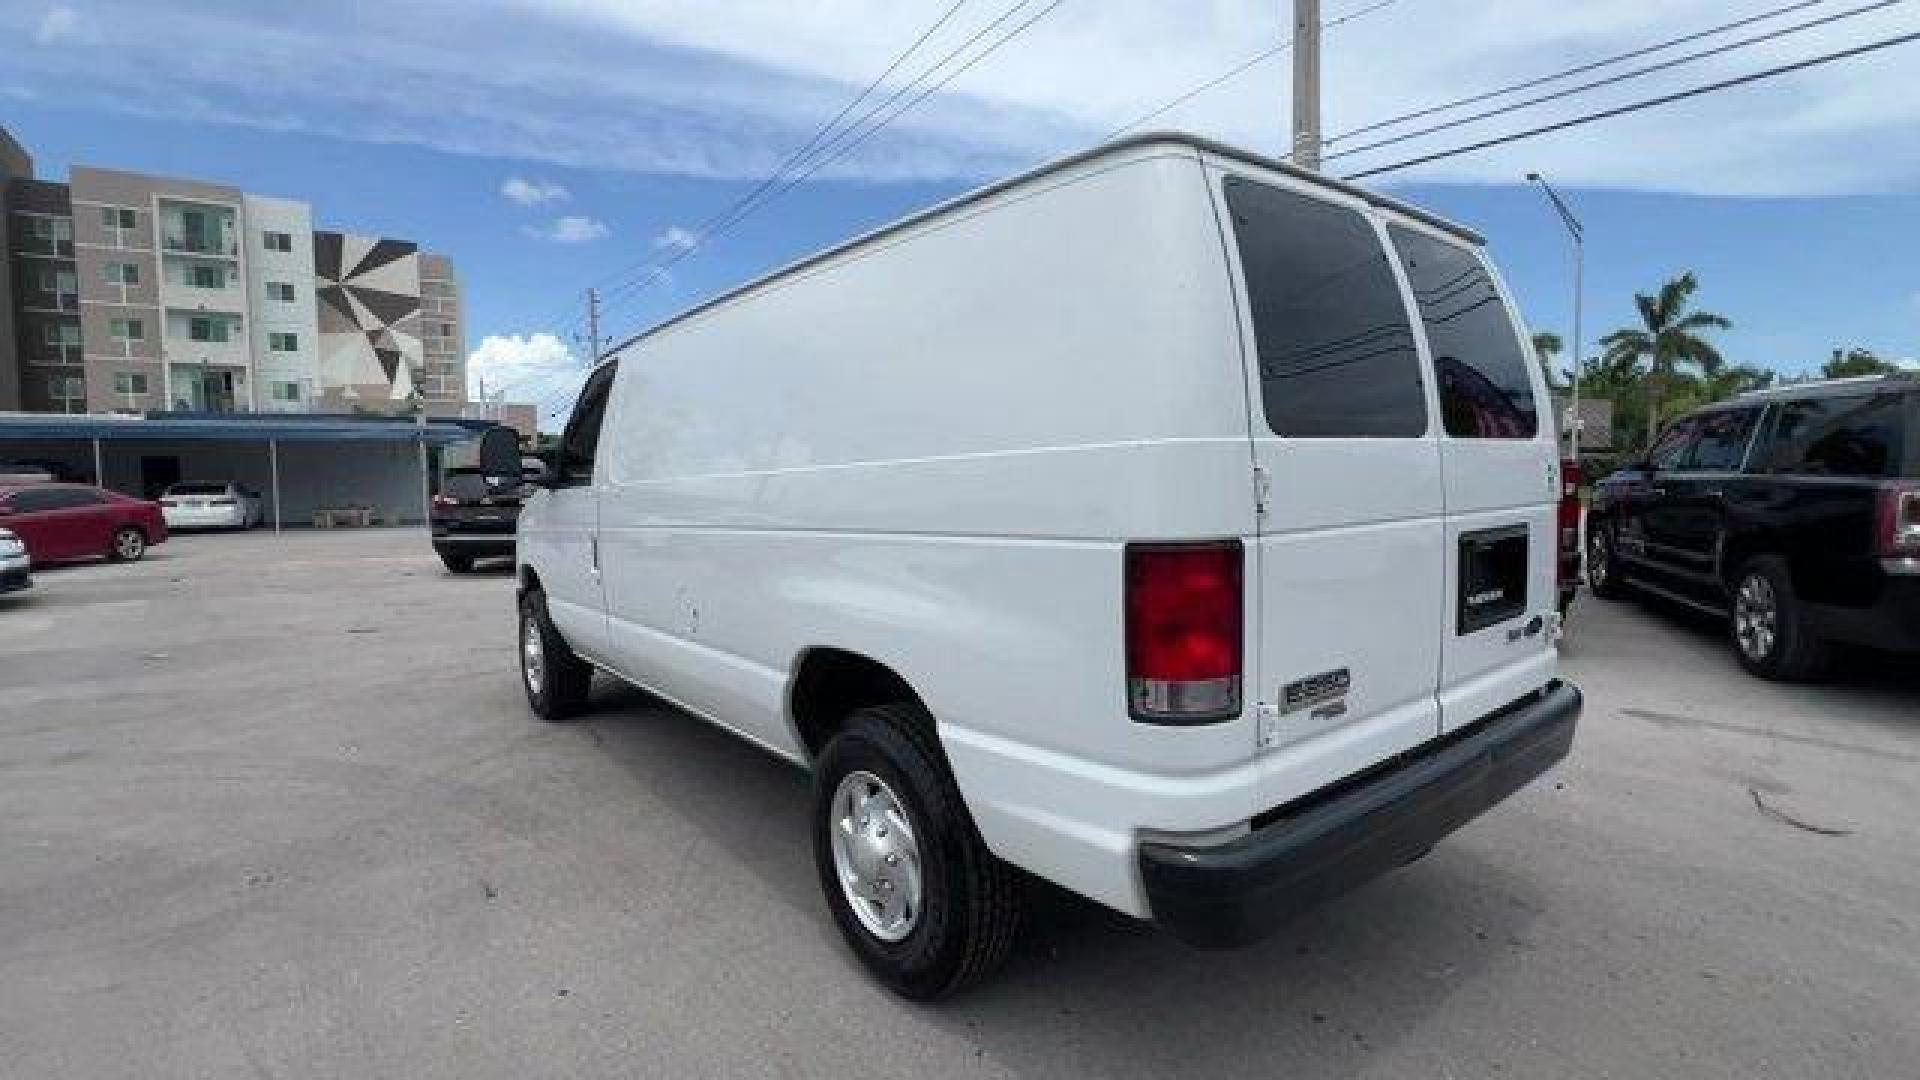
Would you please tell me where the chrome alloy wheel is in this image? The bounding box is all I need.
[1586,530,1610,590]
[114,529,144,560]
[829,770,923,942]
[521,612,546,696]
[1734,572,1779,662]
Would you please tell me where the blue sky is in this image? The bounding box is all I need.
[4,1,1916,425]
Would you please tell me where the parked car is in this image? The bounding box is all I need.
[1588,373,1918,679]
[505,133,1581,998]
[0,483,168,565]
[430,459,541,573]
[160,482,263,530]
[0,527,30,594]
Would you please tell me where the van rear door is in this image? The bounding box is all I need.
[1211,170,1447,812]
[1385,222,1559,732]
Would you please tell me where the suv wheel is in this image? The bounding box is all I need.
[1731,555,1829,681]
[1586,525,1628,600]
[518,588,592,720]
[109,526,146,563]
[812,701,1020,1000]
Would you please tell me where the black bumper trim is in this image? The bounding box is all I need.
[1140,680,1581,948]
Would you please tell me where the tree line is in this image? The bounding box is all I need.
[1530,272,1908,456]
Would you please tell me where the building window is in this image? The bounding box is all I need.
[189,264,226,289]
[44,322,81,346]
[37,267,77,295]
[262,230,293,253]
[268,280,296,302]
[102,206,137,230]
[49,373,85,400]
[109,317,145,342]
[187,316,230,343]
[269,331,299,352]
[103,262,141,285]
[113,372,149,395]
[271,381,302,402]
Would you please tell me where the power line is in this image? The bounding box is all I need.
[595,0,1069,342]
[1102,0,1400,142]
[1326,0,1832,144]
[590,0,1042,322]
[500,1,979,398]
[580,1,975,315]
[1325,0,1902,162]
[1341,27,1920,180]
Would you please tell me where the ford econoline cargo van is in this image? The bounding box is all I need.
[503,133,1582,999]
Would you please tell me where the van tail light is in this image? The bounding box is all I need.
[1125,541,1242,724]
[1557,459,1583,586]
[1876,481,1920,562]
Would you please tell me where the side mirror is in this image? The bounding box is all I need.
[477,426,521,478]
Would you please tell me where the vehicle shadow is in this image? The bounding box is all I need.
[577,681,1533,1075]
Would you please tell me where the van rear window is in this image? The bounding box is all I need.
[1388,225,1538,440]
[1223,176,1426,438]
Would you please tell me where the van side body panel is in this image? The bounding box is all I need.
[591,147,1258,914]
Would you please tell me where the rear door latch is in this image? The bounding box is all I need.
[1255,702,1281,750]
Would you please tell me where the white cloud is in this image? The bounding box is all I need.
[5,1,1920,195]
[467,332,577,399]
[34,5,77,44]
[500,176,569,206]
[525,215,609,244]
[652,225,700,253]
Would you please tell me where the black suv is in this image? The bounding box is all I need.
[1587,374,1919,679]
[430,466,528,573]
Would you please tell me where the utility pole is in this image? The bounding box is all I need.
[1291,0,1322,171]
[1527,172,1584,460]
[586,287,602,366]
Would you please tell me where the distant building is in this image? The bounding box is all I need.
[1,123,508,422]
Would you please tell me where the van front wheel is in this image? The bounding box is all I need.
[812,702,1020,999]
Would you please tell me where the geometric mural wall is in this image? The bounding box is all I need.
[314,231,423,401]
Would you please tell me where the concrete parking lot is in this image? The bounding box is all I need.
[3,530,1917,1079]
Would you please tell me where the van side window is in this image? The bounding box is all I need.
[1758,392,1906,477]
[1387,225,1538,440]
[1682,407,1761,472]
[1223,176,1426,438]
[557,364,617,486]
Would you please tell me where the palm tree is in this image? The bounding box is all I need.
[1600,272,1731,449]
[1530,331,1563,390]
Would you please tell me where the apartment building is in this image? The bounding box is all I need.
[3,125,466,416]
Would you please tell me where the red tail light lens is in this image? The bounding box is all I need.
[1876,481,1920,559]
[1125,541,1243,724]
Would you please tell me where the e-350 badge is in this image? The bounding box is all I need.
[1282,667,1351,714]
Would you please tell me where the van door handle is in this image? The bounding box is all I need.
[588,533,599,575]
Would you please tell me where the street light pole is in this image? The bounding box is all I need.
[1527,171,1584,460]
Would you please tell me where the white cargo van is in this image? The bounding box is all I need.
[501,133,1582,999]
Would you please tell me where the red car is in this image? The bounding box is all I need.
[0,483,168,566]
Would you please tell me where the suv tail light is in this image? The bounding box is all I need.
[1876,481,1920,561]
[1125,541,1242,724]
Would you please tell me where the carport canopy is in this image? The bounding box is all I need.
[0,413,488,532]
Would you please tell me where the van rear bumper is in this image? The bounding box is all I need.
[1138,680,1581,948]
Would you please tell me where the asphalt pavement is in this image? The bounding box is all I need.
[2,530,1916,1078]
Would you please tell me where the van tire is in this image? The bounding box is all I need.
[518,587,592,721]
[1730,555,1830,681]
[812,701,1020,1000]
[1586,524,1629,600]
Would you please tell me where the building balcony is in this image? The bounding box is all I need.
[161,234,238,258]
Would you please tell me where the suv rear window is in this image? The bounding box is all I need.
[1223,176,1426,438]
[1388,225,1537,439]
[1682,407,1761,471]
[1758,392,1909,477]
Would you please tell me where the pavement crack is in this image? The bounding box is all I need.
[1749,787,1852,837]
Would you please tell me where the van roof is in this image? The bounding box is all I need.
[605,131,1483,358]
